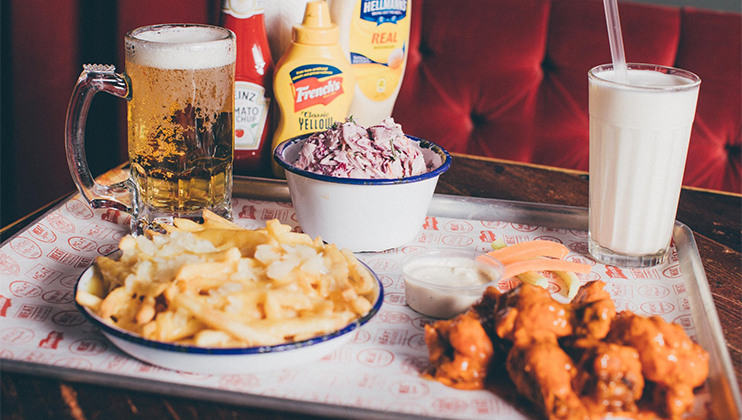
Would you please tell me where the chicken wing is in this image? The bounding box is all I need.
[495,283,573,345]
[572,341,644,415]
[423,310,494,390]
[607,311,709,418]
[507,338,590,420]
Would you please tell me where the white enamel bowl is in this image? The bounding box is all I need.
[273,134,452,252]
[74,259,383,374]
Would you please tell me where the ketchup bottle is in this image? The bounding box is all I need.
[220,0,274,177]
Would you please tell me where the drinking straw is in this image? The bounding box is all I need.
[602,0,629,83]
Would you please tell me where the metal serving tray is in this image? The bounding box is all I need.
[1,176,739,420]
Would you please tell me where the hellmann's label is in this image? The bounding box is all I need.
[359,0,407,23]
[349,0,410,102]
[290,65,345,113]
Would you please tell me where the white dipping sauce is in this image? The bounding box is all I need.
[402,253,503,319]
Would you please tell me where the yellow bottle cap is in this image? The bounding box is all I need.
[292,1,339,45]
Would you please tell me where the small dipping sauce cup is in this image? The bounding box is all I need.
[402,249,504,319]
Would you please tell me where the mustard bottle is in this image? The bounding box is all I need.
[271,0,354,177]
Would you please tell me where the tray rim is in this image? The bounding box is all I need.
[1,175,740,420]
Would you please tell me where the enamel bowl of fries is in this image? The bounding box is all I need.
[74,212,383,374]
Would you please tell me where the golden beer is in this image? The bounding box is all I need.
[125,25,236,223]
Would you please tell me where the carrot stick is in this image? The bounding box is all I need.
[502,259,592,280]
[487,240,570,265]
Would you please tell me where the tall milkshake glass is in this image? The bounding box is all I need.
[588,63,700,267]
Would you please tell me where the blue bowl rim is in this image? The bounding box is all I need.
[74,255,385,356]
[273,133,452,185]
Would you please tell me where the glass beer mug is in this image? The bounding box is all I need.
[66,24,236,233]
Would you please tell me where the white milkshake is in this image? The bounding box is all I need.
[588,64,700,267]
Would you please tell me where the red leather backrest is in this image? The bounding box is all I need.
[394,0,741,193]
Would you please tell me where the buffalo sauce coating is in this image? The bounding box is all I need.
[607,312,710,419]
[421,281,710,420]
[423,310,494,390]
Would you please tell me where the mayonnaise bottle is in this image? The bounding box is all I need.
[329,0,412,127]
[271,0,354,177]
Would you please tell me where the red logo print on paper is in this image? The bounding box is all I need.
[97,243,118,256]
[15,304,52,321]
[69,338,108,355]
[357,348,394,367]
[377,311,412,324]
[238,205,257,220]
[47,210,75,233]
[479,230,496,243]
[383,292,406,306]
[47,248,93,268]
[52,310,87,327]
[605,265,628,279]
[366,259,398,272]
[399,356,429,376]
[481,220,507,229]
[42,289,75,305]
[388,379,430,399]
[663,265,682,278]
[29,224,57,243]
[673,315,694,330]
[68,237,98,252]
[100,209,122,224]
[411,317,434,331]
[422,217,439,231]
[637,285,670,298]
[374,329,408,346]
[25,264,63,284]
[567,241,589,255]
[219,375,260,392]
[0,327,35,345]
[406,334,426,351]
[0,295,12,316]
[433,397,469,414]
[534,235,563,244]
[81,223,114,240]
[511,223,538,232]
[444,221,473,233]
[38,331,64,349]
[9,281,43,298]
[677,297,691,312]
[350,329,371,344]
[640,301,675,316]
[613,299,638,313]
[261,208,289,221]
[0,251,20,276]
[10,237,42,259]
[54,357,93,370]
[605,283,632,298]
[442,235,473,247]
[65,199,94,220]
[630,268,660,280]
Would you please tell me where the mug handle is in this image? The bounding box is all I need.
[65,64,134,212]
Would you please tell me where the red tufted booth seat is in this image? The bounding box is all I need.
[393,0,741,193]
[3,0,740,227]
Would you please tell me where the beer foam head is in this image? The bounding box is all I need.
[126,24,236,70]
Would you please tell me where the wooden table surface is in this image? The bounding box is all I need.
[2,154,740,419]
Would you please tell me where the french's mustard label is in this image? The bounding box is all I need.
[289,65,346,112]
[349,0,410,102]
